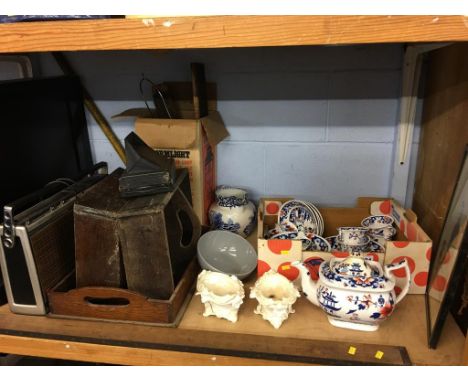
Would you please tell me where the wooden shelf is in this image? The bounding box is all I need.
[0,16,468,53]
[0,289,465,365]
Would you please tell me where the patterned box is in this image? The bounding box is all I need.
[370,199,432,295]
[257,239,303,281]
[257,197,432,294]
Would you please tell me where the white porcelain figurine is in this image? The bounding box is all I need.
[196,270,245,323]
[250,270,300,329]
[294,254,410,331]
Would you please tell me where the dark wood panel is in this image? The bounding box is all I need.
[413,43,468,252]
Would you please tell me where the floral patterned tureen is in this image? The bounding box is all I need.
[294,254,411,331]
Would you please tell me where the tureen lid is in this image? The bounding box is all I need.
[319,255,395,292]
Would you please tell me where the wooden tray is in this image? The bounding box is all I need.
[47,258,199,327]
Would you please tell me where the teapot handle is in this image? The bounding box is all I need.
[384,259,411,305]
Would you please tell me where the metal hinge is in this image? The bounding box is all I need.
[2,206,15,249]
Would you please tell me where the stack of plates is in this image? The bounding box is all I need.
[263,199,329,252]
[278,200,324,236]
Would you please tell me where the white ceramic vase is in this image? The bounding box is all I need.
[208,186,256,238]
[196,270,245,323]
[250,270,300,329]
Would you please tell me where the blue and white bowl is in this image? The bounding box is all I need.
[361,215,396,240]
[361,215,394,228]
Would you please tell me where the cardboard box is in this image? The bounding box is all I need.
[114,82,229,225]
[258,197,432,294]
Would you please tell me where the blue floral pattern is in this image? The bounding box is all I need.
[217,195,248,207]
[321,262,388,289]
[209,211,241,233]
[243,214,257,237]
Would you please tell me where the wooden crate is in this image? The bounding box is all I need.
[74,168,200,300]
[47,258,199,325]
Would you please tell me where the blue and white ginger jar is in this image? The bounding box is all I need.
[209,186,256,238]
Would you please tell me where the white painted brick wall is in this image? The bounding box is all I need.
[36,44,407,207]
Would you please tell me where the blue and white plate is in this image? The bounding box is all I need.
[278,199,322,234]
[287,205,315,229]
[304,201,324,236]
[278,200,303,224]
[270,232,298,240]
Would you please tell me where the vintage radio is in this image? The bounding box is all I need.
[0,166,106,315]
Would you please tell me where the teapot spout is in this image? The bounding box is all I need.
[292,261,319,306]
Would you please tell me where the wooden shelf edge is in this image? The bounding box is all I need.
[0,334,307,366]
[0,16,467,53]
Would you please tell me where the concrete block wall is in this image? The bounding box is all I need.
[35,44,409,207]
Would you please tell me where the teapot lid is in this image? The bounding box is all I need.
[320,254,395,292]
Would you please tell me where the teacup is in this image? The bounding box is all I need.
[337,227,369,246]
[361,215,396,240]
[338,237,371,253]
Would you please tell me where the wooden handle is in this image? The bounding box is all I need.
[174,188,202,248]
[84,296,130,307]
[63,286,150,308]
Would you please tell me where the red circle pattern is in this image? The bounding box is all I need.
[333,251,349,258]
[379,200,391,215]
[433,275,447,292]
[266,202,280,215]
[407,223,417,241]
[257,260,271,277]
[426,247,432,262]
[393,241,409,248]
[391,256,416,277]
[277,262,299,281]
[366,253,379,262]
[400,219,406,235]
[414,271,428,287]
[267,240,292,254]
[394,286,402,296]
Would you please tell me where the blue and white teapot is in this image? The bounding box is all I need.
[294,254,410,331]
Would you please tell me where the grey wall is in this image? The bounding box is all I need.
[35,44,410,207]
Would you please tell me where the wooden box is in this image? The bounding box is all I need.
[47,257,199,325]
[74,168,201,300]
